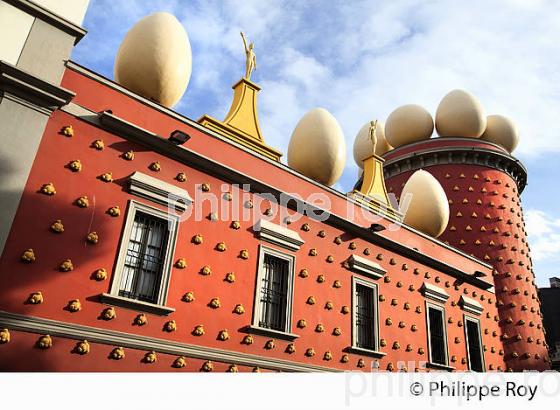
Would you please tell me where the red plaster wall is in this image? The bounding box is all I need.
[0,69,505,372]
[0,329,268,372]
[384,141,549,371]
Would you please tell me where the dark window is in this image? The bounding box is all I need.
[428,307,447,365]
[258,253,290,331]
[118,211,169,304]
[466,320,484,371]
[355,283,376,350]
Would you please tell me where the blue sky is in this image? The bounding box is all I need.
[72,0,560,286]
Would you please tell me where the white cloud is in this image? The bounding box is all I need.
[525,209,560,260]
[524,209,560,286]
[75,0,560,194]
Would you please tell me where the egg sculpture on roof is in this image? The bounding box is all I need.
[353,120,393,167]
[287,108,346,186]
[480,114,519,153]
[114,12,192,108]
[435,89,486,138]
[384,104,434,148]
[400,170,449,238]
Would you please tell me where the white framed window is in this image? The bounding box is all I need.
[101,200,178,315]
[250,245,297,339]
[464,315,485,372]
[351,277,380,352]
[426,302,450,368]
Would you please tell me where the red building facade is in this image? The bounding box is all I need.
[0,59,511,372]
[0,0,548,373]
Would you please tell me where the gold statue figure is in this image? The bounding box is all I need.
[241,31,256,80]
[369,120,378,154]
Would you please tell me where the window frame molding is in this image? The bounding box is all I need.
[101,200,178,316]
[248,244,298,341]
[347,254,386,280]
[253,219,304,251]
[347,276,386,358]
[463,314,486,372]
[459,295,484,316]
[425,300,453,371]
[421,282,450,304]
[128,171,192,213]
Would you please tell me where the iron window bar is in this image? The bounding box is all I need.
[428,307,447,365]
[119,211,169,304]
[258,253,289,331]
[355,284,376,350]
[467,320,484,371]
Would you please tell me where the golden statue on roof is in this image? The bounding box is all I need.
[241,32,257,81]
[348,119,401,221]
[369,120,378,154]
[197,31,281,161]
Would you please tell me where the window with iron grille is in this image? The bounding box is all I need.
[253,246,295,333]
[354,282,377,350]
[258,253,291,331]
[427,305,448,365]
[105,201,179,313]
[466,318,484,371]
[118,211,170,304]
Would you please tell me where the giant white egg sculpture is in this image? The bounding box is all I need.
[384,104,434,148]
[287,108,346,186]
[353,120,393,168]
[435,89,486,138]
[400,170,449,238]
[114,12,192,108]
[480,114,519,153]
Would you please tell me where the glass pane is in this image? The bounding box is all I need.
[118,210,169,304]
[355,284,375,350]
[259,254,289,331]
[467,320,484,371]
[429,308,447,365]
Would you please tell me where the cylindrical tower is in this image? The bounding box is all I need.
[383,137,549,371]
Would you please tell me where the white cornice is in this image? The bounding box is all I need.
[253,219,304,251]
[129,171,192,212]
[347,254,386,280]
[0,60,75,114]
[459,295,484,315]
[422,282,450,304]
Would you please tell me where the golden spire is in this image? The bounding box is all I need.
[349,120,401,221]
[197,32,281,161]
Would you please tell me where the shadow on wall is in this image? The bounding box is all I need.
[0,153,21,246]
[0,148,118,318]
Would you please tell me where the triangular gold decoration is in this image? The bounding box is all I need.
[198,78,282,161]
[348,154,402,221]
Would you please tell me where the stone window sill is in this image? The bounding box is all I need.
[426,361,455,372]
[99,293,175,316]
[243,325,299,341]
[345,346,387,358]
